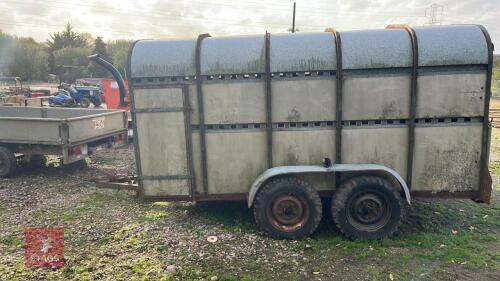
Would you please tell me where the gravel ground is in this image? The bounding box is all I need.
[0,143,499,281]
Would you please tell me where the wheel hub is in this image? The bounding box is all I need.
[353,195,384,223]
[268,194,309,232]
[347,192,391,232]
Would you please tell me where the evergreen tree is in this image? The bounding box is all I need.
[46,23,88,77]
[107,40,133,78]
[88,36,111,78]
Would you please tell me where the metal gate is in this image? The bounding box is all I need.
[132,85,194,199]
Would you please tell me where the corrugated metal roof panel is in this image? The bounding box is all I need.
[200,35,265,75]
[130,39,197,78]
[414,25,488,66]
[270,32,336,72]
[341,29,412,70]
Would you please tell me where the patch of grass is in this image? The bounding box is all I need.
[112,224,138,241]
[190,201,256,232]
[362,265,386,280]
[30,206,81,225]
[491,128,500,156]
[84,191,130,207]
[143,210,168,221]
[492,68,500,98]
[153,201,170,207]
[490,161,500,176]
[127,256,171,280]
[0,233,22,248]
[130,257,153,274]
[213,272,263,281]
[306,198,500,279]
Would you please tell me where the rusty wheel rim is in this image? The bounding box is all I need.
[267,194,309,233]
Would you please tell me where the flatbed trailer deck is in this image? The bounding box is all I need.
[0,107,128,177]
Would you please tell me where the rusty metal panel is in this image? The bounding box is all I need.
[272,129,336,166]
[412,124,482,191]
[270,33,336,72]
[201,35,265,75]
[340,29,412,70]
[414,25,488,66]
[341,127,408,179]
[343,75,411,120]
[416,72,485,118]
[271,78,336,122]
[205,131,267,194]
[202,81,266,124]
[130,39,197,78]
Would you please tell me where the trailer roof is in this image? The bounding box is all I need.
[129,25,491,78]
[270,32,337,72]
[415,25,489,66]
[201,35,265,75]
[130,39,197,78]
[340,28,412,69]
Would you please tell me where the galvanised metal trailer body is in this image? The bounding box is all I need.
[126,25,493,239]
[0,107,128,177]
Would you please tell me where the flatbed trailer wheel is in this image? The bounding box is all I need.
[27,155,47,167]
[253,177,322,239]
[332,175,403,239]
[0,146,16,178]
[92,95,103,107]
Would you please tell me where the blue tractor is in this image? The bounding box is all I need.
[49,84,103,108]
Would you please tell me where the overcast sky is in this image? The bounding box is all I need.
[0,0,498,52]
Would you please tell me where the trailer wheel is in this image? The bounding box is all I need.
[253,177,322,239]
[332,176,403,239]
[80,98,91,108]
[27,155,47,167]
[92,95,102,107]
[0,146,16,178]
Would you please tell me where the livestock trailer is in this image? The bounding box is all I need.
[115,25,493,239]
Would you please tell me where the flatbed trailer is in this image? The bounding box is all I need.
[92,24,493,239]
[0,107,128,177]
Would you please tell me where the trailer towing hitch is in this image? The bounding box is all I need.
[91,169,138,192]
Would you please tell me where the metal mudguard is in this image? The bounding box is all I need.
[247,164,411,208]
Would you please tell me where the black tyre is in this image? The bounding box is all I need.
[80,97,91,108]
[0,146,16,178]
[92,95,102,107]
[332,176,403,239]
[27,155,47,167]
[65,158,88,169]
[253,177,322,239]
